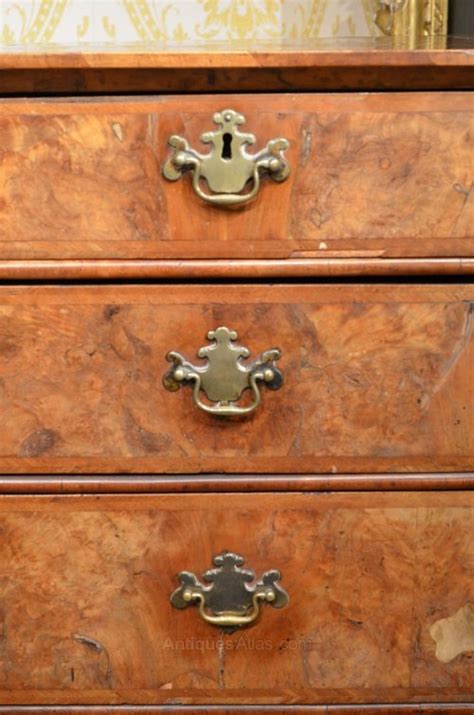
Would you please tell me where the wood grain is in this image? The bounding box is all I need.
[0,284,472,475]
[0,38,472,94]
[0,474,473,495]
[0,93,472,262]
[0,258,473,281]
[0,706,473,714]
[0,705,473,714]
[2,38,472,715]
[0,492,472,706]
[2,37,473,69]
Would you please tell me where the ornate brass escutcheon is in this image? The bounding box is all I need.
[170,551,289,629]
[163,326,282,417]
[162,109,290,206]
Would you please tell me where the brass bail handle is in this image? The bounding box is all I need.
[162,109,290,207]
[171,551,289,629]
[163,326,283,417]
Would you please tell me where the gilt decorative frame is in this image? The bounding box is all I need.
[375,0,448,43]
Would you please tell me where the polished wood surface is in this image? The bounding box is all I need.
[0,284,472,475]
[2,66,472,95]
[0,474,473,494]
[0,705,473,714]
[1,706,473,714]
[1,93,472,262]
[0,258,473,280]
[2,36,473,69]
[0,492,472,706]
[0,38,472,94]
[1,40,473,712]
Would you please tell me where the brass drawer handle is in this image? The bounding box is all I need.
[162,109,290,207]
[163,326,282,417]
[171,551,289,630]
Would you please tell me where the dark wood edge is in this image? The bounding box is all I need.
[1,703,472,713]
[0,474,472,494]
[1,67,473,94]
[0,259,473,280]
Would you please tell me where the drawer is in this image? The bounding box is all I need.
[0,93,472,261]
[0,491,472,706]
[0,283,473,475]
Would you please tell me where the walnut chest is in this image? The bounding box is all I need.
[0,39,473,715]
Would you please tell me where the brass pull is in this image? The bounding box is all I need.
[171,551,289,630]
[162,109,290,207]
[163,326,282,417]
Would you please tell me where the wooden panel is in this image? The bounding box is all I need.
[0,93,472,261]
[0,284,473,475]
[0,38,473,94]
[0,492,472,706]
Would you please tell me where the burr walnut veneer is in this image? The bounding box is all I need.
[0,93,472,261]
[0,284,472,475]
[0,41,473,714]
[0,492,472,707]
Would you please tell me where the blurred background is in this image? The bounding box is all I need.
[0,0,470,46]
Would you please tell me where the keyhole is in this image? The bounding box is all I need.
[222,133,233,160]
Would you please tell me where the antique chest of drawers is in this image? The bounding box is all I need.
[0,40,473,714]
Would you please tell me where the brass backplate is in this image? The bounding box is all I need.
[163,326,282,417]
[171,551,289,630]
[163,109,290,206]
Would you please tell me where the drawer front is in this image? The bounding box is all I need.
[0,491,472,706]
[0,93,472,261]
[0,284,473,474]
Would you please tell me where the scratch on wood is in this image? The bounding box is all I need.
[217,632,225,689]
[73,633,114,686]
[301,127,312,166]
[73,633,104,653]
[432,302,473,395]
[451,181,473,234]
